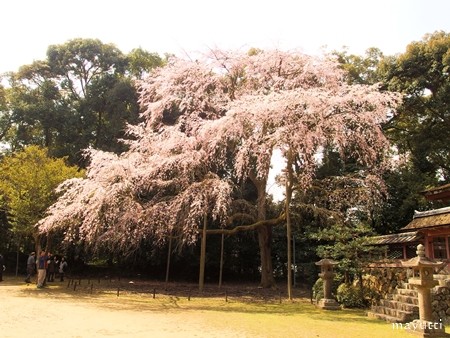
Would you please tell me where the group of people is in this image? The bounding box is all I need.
[25,251,68,288]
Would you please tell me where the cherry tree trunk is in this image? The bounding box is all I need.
[255,178,276,288]
[257,225,276,288]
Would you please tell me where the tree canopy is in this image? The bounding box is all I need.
[38,49,400,287]
[1,38,165,164]
[382,31,450,182]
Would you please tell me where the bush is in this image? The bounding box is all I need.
[312,278,324,302]
[312,277,339,303]
[336,283,368,308]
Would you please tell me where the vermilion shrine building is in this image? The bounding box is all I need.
[371,183,450,261]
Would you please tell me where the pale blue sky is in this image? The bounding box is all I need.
[1,0,449,74]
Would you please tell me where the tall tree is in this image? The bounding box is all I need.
[3,38,161,164]
[382,31,450,182]
[47,38,137,161]
[47,38,126,100]
[6,61,64,152]
[38,50,400,288]
[200,50,399,287]
[370,31,450,231]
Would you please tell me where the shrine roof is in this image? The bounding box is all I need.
[401,206,450,231]
[369,231,422,245]
[421,183,450,202]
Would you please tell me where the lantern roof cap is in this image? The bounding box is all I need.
[315,258,338,266]
[401,244,446,268]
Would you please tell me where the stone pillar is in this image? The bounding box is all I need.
[402,244,447,337]
[315,259,340,310]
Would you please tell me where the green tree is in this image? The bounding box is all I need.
[382,31,450,182]
[0,145,84,252]
[332,47,384,85]
[0,83,12,143]
[47,38,126,99]
[6,61,65,152]
[47,38,136,162]
[3,38,159,164]
[334,33,450,232]
[376,165,431,234]
[126,47,165,78]
[369,31,450,231]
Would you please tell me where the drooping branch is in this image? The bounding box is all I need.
[206,212,285,235]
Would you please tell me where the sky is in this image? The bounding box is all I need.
[1,0,450,74]
[1,0,449,198]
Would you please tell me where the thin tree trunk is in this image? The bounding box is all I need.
[293,234,296,288]
[34,233,41,257]
[199,213,207,292]
[15,242,20,277]
[45,232,52,254]
[94,111,103,148]
[165,235,172,287]
[285,152,294,300]
[286,200,292,299]
[218,233,224,289]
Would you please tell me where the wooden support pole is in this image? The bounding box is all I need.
[199,213,207,292]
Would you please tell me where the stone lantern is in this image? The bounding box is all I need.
[402,244,446,337]
[315,258,340,310]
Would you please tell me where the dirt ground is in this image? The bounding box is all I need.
[0,275,286,338]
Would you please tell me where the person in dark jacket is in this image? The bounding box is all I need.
[47,254,55,282]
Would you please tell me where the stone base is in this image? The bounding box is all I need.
[317,298,340,310]
[405,319,448,337]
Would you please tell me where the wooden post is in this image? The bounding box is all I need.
[218,233,225,289]
[165,234,172,288]
[199,213,207,292]
[285,151,293,301]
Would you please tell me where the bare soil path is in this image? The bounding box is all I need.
[0,277,255,338]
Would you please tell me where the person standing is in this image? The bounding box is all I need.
[47,254,55,282]
[25,252,35,283]
[0,253,4,282]
[36,251,48,288]
[59,257,68,282]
